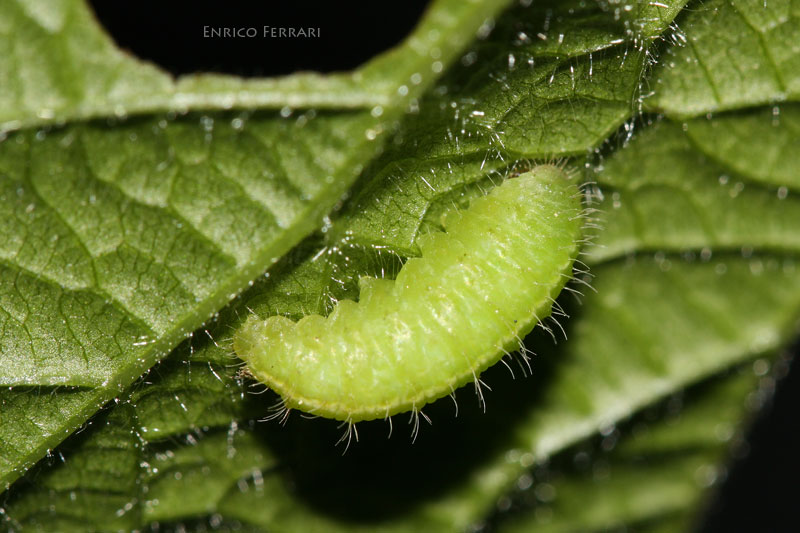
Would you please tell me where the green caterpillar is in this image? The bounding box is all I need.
[234,165,583,423]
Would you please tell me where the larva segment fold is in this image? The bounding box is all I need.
[235,165,583,422]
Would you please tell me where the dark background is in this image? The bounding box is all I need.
[91,0,431,76]
[701,346,800,533]
[89,1,799,531]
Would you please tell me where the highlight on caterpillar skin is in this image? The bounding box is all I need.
[234,164,584,426]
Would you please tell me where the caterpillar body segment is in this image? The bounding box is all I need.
[235,165,583,422]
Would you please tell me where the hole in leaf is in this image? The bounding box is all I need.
[90,0,431,77]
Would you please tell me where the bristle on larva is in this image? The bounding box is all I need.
[234,165,583,422]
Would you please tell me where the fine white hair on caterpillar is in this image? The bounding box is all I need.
[234,164,584,426]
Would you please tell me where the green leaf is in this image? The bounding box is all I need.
[494,368,762,533]
[0,108,383,489]
[645,0,800,117]
[0,112,385,387]
[3,0,800,531]
[587,117,800,264]
[230,0,676,318]
[7,98,800,529]
[0,0,511,130]
[5,253,796,531]
[684,104,800,190]
[0,0,519,489]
